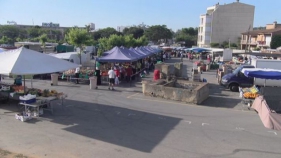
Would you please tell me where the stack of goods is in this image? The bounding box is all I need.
[28,88,42,96]
[11,85,26,94]
[41,89,66,99]
[80,68,94,77]
[64,69,76,76]
[242,86,260,99]
[19,94,37,104]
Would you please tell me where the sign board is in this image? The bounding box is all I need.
[222,49,233,62]
[42,22,60,28]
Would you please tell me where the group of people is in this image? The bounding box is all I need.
[98,59,157,90]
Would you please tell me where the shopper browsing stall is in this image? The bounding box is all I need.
[108,67,115,90]
[75,66,80,84]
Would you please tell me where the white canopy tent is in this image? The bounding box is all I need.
[0,47,79,75]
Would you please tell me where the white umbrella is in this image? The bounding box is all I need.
[0,47,79,75]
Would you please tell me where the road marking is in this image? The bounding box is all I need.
[202,123,210,126]
[128,113,136,116]
[95,109,101,111]
[236,127,245,131]
[268,131,277,135]
[115,111,120,115]
[127,93,140,98]
[158,117,166,120]
[184,121,192,124]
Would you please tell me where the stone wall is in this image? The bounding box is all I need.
[142,80,209,104]
[154,63,183,80]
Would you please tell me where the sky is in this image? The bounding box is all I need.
[1,0,281,31]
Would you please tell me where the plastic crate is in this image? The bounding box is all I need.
[19,98,36,104]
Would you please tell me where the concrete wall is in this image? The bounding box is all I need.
[142,80,209,104]
[154,63,182,80]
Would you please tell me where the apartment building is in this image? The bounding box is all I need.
[198,0,255,47]
[241,21,281,50]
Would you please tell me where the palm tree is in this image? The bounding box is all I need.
[39,34,48,53]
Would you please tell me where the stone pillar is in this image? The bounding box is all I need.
[174,62,183,77]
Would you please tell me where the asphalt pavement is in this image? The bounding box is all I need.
[0,58,280,158]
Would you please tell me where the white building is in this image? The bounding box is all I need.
[198,0,255,47]
[116,26,127,32]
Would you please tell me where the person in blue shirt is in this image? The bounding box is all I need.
[14,75,22,86]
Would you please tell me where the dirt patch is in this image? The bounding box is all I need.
[0,149,33,158]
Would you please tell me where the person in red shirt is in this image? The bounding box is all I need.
[114,67,120,78]
[126,66,133,82]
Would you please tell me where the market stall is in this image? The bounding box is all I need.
[0,47,78,121]
[240,68,281,109]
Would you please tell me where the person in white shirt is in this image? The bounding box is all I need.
[108,67,115,90]
[75,66,80,84]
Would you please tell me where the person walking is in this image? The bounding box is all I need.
[108,67,115,90]
[180,52,183,62]
[75,66,80,84]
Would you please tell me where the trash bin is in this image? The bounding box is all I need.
[89,76,97,89]
[153,69,160,81]
[51,74,59,86]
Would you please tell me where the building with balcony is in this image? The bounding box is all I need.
[241,21,281,50]
[198,0,255,47]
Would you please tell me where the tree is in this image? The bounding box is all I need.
[0,36,13,44]
[144,25,173,43]
[27,26,41,38]
[39,34,48,53]
[123,27,144,39]
[270,35,281,49]
[210,43,220,48]
[0,25,20,43]
[174,28,198,47]
[93,27,119,40]
[66,28,93,64]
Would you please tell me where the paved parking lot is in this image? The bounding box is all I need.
[0,58,280,158]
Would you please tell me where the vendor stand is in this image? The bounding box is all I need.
[241,68,281,109]
[0,47,78,121]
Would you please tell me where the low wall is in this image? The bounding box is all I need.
[142,80,209,104]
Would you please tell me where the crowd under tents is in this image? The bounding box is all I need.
[97,46,162,62]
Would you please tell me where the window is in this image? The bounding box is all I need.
[201,18,204,25]
[201,36,203,42]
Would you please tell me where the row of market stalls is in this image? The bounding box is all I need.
[0,47,79,121]
[98,46,162,62]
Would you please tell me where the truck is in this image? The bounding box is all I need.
[221,59,281,92]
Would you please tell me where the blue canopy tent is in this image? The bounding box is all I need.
[140,47,155,55]
[135,47,153,57]
[120,46,143,59]
[145,46,161,54]
[102,46,118,56]
[242,68,281,87]
[97,47,139,62]
[192,48,211,53]
[129,47,150,58]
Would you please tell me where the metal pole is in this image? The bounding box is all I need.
[23,75,26,94]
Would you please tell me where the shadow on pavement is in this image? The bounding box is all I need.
[0,99,181,153]
[200,83,242,109]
